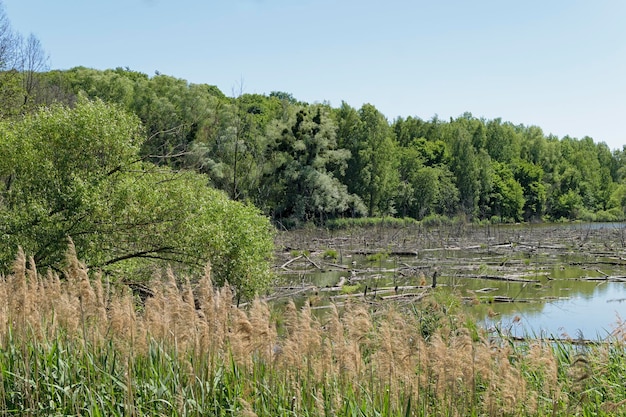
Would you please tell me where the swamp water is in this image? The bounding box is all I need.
[275,222,626,340]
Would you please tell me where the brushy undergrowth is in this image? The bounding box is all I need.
[326,216,418,230]
[1,245,626,416]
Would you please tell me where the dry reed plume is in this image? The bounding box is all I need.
[1,245,621,415]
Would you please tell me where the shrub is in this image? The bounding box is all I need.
[322,249,338,260]
[0,99,274,300]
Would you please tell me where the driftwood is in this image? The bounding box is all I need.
[507,335,604,346]
[515,242,567,250]
[475,287,499,293]
[483,296,520,303]
[472,295,569,303]
[570,259,626,266]
[374,283,437,292]
[352,249,418,256]
[400,263,430,269]
[319,276,348,292]
[280,255,303,270]
[303,254,322,270]
[381,292,427,301]
[321,261,351,270]
[278,254,323,271]
[540,296,570,301]
[583,275,626,282]
[455,274,539,283]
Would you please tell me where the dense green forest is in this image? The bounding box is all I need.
[18,65,624,226]
[1,2,626,292]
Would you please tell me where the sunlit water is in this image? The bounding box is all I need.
[484,281,626,340]
[280,222,626,340]
[286,267,626,340]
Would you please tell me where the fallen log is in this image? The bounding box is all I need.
[321,261,351,270]
[400,263,430,269]
[570,260,626,266]
[302,253,322,270]
[279,255,303,269]
[583,276,626,282]
[319,276,348,293]
[515,242,567,250]
[481,295,534,303]
[507,335,604,346]
[352,249,419,256]
[540,296,570,301]
[455,274,539,283]
[381,292,427,301]
[475,287,499,293]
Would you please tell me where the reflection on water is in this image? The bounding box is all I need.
[277,222,626,340]
[483,281,626,340]
[280,239,626,339]
[286,265,626,339]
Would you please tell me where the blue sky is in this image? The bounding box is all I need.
[4,0,626,150]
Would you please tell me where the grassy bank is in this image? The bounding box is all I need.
[0,246,625,415]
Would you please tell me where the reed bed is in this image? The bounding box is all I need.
[0,245,625,416]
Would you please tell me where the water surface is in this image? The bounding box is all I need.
[277,222,626,340]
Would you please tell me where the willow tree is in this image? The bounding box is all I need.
[0,99,273,300]
[263,104,365,226]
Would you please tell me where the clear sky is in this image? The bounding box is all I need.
[4,0,626,150]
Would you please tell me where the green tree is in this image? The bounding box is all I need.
[51,67,224,169]
[396,138,458,219]
[393,115,433,147]
[514,161,546,220]
[0,99,273,300]
[485,118,521,163]
[264,105,364,225]
[595,142,617,211]
[519,125,546,165]
[552,190,584,220]
[188,93,283,204]
[447,125,480,216]
[338,103,399,216]
[545,136,609,219]
[488,162,525,221]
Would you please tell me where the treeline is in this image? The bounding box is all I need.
[0,0,624,227]
[40,67,626,224]
[4,66,626,226]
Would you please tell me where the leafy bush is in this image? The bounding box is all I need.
[326,216,417,230]
[420,213,451,227]
[0,99,274,299]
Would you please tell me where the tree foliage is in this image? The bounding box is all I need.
[337,103,399,217]
[26,66,626,224]
[0,99,273,300]
[1,10,625,228]
[264,105,365,226]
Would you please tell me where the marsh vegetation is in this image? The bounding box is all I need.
[2,236,626,415]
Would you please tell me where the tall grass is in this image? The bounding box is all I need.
[0,244,625,415]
